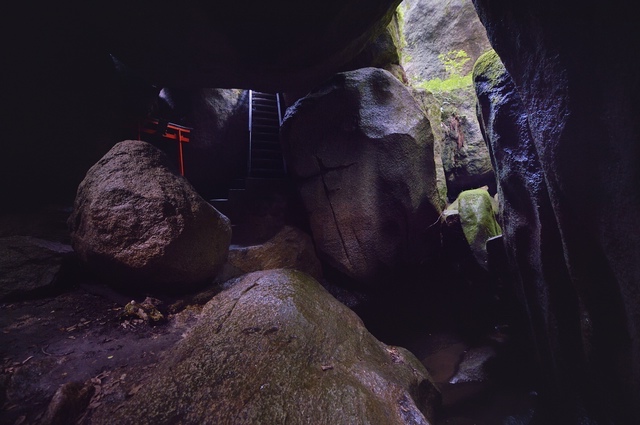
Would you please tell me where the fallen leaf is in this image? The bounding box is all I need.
[128,384,143,396]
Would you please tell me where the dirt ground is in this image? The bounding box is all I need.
[0,280,207,425]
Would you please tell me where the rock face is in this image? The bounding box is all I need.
[400,0,494,201]
[411,89,448,207]
[473,9,640,417]
[281,67,442,283]
[345,11,407,83]
[68,140,231,292]
[439,93,495,201]
[0,236,73,301]
[228,226,323,279]
[401,0,492,83]
[91,269,441,424]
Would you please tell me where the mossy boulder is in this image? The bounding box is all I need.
[449,188,501,269]
[91,269,440,424]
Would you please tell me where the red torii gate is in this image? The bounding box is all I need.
[138,119,192,176]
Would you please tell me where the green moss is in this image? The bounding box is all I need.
[416,73,473,92]
[440,50,471,76]
[413,50,473,93]
[472,49,504,89]
[395,3,410,64]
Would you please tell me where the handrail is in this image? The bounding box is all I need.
[276,93,287,173]
[276,92,283,126]
[247,90,285,178]
[248,90,254,177]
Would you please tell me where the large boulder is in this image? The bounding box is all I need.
[89,269,441,424]
[281,67,442,283]
[68,140,231,292]
[474,37,638,423]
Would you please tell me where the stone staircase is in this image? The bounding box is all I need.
[248,91,287,178]
[209,91,290,245]
[209,178,294,246]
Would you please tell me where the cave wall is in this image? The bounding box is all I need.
[2,0,401,211]
[472,0,640,422]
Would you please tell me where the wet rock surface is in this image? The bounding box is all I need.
[473,0,640,414]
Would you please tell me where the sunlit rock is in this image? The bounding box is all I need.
[448,187,501,269]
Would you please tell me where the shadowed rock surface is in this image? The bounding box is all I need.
[473,4,640,415]
[88,269,441,425]
[151,87,250,199]
[0,236,73,301]
[68,140,231,293]
[89,0,403,92]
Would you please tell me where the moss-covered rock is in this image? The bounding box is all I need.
[449,188,501,269]
[472,50,503,93]
[90,269,440,424]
